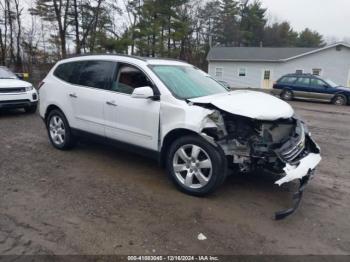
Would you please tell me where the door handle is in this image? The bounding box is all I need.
[106,101,117,107]
[69,93,78,98]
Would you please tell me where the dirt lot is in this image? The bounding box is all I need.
[0,101,349,255]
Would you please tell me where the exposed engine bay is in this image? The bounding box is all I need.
[195,104,322,219]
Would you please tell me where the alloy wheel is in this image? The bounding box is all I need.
[173,144,213,189]
[334,96,346,106]
[49,115,66,146]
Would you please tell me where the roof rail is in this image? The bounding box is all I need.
[65,53,148,62]
[64,53,187,63]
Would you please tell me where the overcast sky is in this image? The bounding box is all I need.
[260,0,350,40]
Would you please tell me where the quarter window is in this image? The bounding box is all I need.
[54,62,84,84]
[78,61,115,90]
[239,68,246,77]
[112,64,152,95]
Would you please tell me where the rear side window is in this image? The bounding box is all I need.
[279,76,297,84]
[78,61,115,90]
[295,77,310,86]
[54,62,84,84]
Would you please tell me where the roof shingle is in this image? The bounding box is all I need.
[207,47,317,62]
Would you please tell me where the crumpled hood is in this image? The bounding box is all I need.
[189,90,294,121]
[0,79,32,88]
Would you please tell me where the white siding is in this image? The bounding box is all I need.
[208,46,350,88]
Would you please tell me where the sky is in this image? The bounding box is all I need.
[260,0,350,41]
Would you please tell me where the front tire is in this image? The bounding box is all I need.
[332,95,347,106]
[46,109,75,150]
[166,135,227,196]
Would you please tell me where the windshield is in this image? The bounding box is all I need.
[0,67,17,79]
[150,65,229,99]
[325,79,338,88]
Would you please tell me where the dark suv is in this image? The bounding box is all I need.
[273,73,350,106]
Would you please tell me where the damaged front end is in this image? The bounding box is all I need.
[200,109,321,220]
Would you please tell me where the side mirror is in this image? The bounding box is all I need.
[131,86,155,99]
[15,73,24,80]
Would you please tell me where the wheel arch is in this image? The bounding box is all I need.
[160,128,200,168]
[282,87,294,94]
[332,92,349,104]
[44,104,73,128]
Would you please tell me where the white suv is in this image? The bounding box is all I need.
[0,66,38,113]
[39,55,322,219]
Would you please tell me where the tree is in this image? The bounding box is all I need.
[30,0,71,58]
[239,0,267,46]
[263,22,298,47]
[198,0,221,48]
[297,28,325,47]
[14,0,23,68]
[215,0,240,46]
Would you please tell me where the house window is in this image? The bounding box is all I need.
[312,68,322,76]
[239,68,246,77]
[264,70,271,80]
[296,69,303,74]
[215,67,223,79]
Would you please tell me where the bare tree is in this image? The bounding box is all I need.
[14,0,23,69]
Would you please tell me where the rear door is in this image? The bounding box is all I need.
[104,63,161,151]
[293,77,311,99]
[70,60,116,136]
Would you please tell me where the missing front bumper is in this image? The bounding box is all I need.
[275,169,315,220]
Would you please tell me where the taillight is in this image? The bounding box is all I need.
[38,81,45,90]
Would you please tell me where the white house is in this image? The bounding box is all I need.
[207,42,350,89]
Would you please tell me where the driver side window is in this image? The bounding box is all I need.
[112,64,152,95]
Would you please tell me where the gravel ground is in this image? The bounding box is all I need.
[0,101,349,255]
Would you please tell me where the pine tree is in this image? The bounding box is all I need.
[297,28,325,47]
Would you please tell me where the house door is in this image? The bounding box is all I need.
[347,69,350,87]
[262,69,273,89]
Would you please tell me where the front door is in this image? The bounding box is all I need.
[348,69,350,87]
[262,69,273,89]
[309,78,334,101]
[104,63,160,151]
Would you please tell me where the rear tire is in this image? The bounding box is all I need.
[280,89,293,101]
[166,135,227,196]
[332,95,347,106]
[25,105,37,114]
[46,109,75,150]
